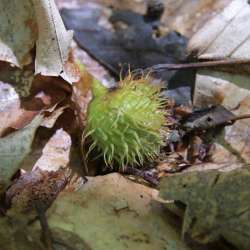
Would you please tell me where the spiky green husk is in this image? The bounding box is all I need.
[85,75,167,167]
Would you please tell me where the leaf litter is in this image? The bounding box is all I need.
[1,0,250,250]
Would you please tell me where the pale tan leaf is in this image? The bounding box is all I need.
[33,0,73,81]
[162,0,231,37]
[189,0,250,60]
[43,173,191,250]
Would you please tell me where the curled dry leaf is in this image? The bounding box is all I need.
[0,82,62,137]
[0,60,73,136]
[71,64,93,128]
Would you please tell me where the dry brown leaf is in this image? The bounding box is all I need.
[71,66,93,128]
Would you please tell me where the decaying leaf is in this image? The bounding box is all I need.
[192,70,250,164]
[185,143,243,172]
[5,168,68,221]
[0,115,43,193]
[0,62,34,98]
[0,217,45,250]
[160,167,250,250]
[42,173,191,250]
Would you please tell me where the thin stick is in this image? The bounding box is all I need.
[151,59,250,71]
[229,114,250,123]
[34,201,54,250]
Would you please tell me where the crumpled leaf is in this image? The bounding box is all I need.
[0,78,66,136]
[33,0,73,81]
[160,167,250,250]
[42,173,191,250]
[0,0,73,82]
[0,115,43,193]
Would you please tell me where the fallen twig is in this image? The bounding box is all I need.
[150,59,250,71]
[228,114,250,123]
[34,201,54,250]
